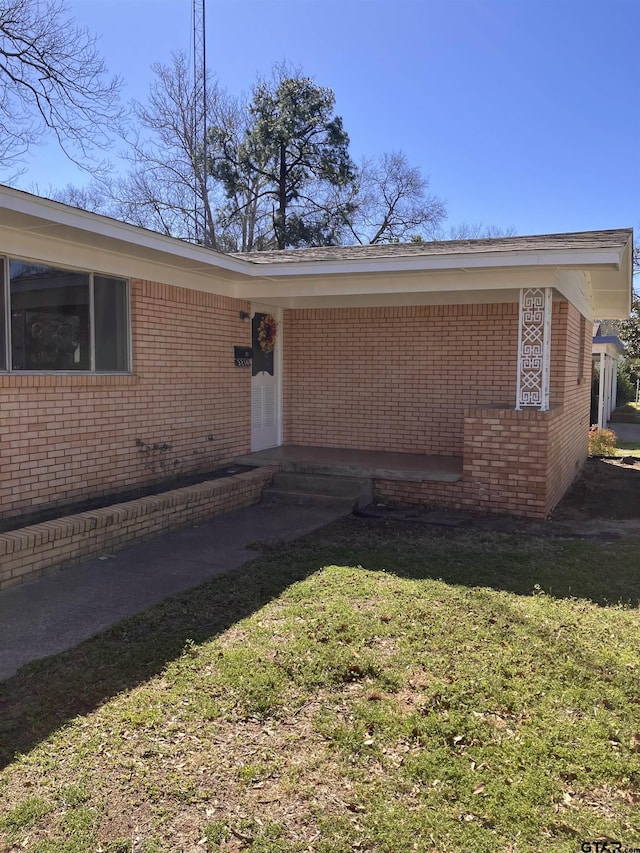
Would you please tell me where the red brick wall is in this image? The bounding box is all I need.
[545,302,591,513]
[375,407,559,520]
[283,304,519,455]
[329,301,591,519]
[0,280,252,521]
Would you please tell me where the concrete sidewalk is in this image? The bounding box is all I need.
[608,420,640,443]
[0,501,345,682]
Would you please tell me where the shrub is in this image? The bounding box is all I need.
[617,363,636,405]
[588,426,617,456]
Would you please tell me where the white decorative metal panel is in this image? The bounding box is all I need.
[516,287,551,411]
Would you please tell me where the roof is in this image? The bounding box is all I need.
[593,334,625,356]
[0,185,632,319]
[232,229,633,264]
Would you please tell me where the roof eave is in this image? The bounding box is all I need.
[245,248,627,278]
[0,184,253,277]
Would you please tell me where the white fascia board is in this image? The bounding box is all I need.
[592,341,624,358]
[0,185,251,277]
[0,187,630,295]
[244,248,625,278]
[0,222,239,296]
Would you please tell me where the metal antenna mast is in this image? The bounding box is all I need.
[193,0,210,245]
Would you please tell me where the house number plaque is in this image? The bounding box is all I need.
[234,346,253,367]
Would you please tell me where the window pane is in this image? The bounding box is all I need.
[10,261,90,371]
[0,260,5,370]
[94,276,129,372]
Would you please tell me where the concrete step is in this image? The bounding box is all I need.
[271,471,370,496]
[263,471,373,511]
[262,488,360,512]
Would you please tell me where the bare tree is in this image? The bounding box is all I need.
[343,151,447,245]
[47,180,116,215]
[49,53,270,251]
[121,51,221,244]
[106,51,260,249]
[436,222,517,240]
[0,0,122,176]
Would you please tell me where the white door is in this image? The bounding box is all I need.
[251,307,281,451]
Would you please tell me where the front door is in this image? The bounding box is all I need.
[251,307,280,451]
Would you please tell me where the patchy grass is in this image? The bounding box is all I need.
[611,402,640,424]
[1,517,640,852]
[615,439,640,457]
[616,445,640,458]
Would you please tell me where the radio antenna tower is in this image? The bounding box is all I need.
[192,0,210,245]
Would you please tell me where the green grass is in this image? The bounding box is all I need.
[615,440,640,457]
[1,517,640,852]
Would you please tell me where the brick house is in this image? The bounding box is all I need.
[0,187,633,581]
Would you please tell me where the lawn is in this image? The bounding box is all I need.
[1,516,640,852]
[616,441,640,457]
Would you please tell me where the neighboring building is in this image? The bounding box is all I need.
[0,187,633,532]
[592,324,625,428]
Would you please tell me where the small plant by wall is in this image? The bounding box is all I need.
[135,438,178,475]
[588,426,617,457]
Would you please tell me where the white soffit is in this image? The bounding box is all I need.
[235,268,558,308]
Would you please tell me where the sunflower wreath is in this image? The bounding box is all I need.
[258,314,277,353]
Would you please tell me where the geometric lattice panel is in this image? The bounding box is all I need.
[516,287,551,411]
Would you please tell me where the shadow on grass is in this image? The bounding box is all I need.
[1,514,638,769]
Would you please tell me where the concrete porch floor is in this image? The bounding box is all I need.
[235,445,462,483]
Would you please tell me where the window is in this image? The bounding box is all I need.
[3,259,129,373]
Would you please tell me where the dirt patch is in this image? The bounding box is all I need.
[552,457,640,521]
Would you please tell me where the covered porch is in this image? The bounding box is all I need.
[235,231,632,518]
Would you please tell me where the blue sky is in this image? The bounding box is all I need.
[16,0,640,238]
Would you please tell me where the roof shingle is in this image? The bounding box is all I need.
[231,229,632,264]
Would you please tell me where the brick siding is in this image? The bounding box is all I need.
[283,304,519,456]
[1,287,592,538]
[545,303,592,512]
[0,280,252,522]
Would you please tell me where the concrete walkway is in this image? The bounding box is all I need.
[608,420,640,443]
[0,501,345,682]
